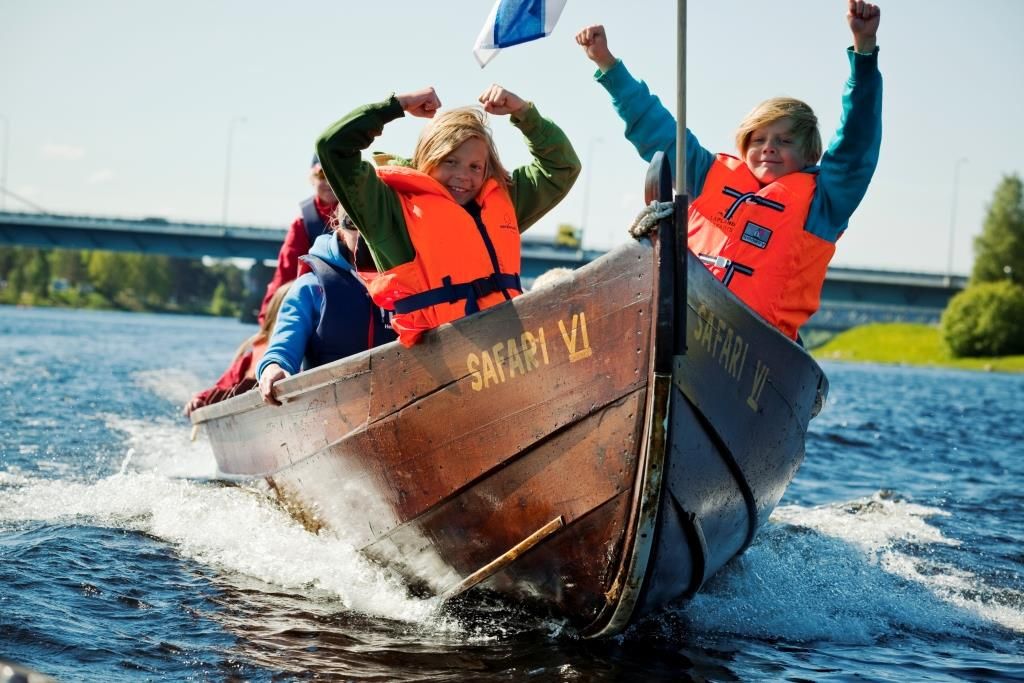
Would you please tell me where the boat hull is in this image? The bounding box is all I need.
[630,248,827,625]
[193,155,827,635]
[195,239,658,628]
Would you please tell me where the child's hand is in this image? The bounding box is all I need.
[183,395,203,417]
[258,363,289,406]
[847,0,880,54]
[575,24,616,72]
[478,85,527,116]
[397,88,442,119]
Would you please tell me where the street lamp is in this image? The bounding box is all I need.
[0,115,9,211]
[221,116,246,225]
[578,137,603,248]
[945,157,968,284]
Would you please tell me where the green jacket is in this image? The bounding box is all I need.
[316,96,581,270]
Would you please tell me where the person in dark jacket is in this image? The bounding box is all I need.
[257,211,395,405]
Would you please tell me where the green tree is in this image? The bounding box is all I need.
[145,255,173,306]
[941,280,1024,357]
[49,248,88,285]
[23,249,51,298]
[971,174,1024,284]
[121,253,172,306]
[0,246,20,281]
[167,257,211,309]
[87,250,130,299]
[4,255,25,302]
[209,282,237,317]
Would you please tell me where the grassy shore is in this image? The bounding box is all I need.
[811,323,1024,373]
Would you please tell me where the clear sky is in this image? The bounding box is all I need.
[1,0,1022,275]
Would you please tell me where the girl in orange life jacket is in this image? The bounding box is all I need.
[184,280,293,416]
[576,0,883,340]
[316,84,581,347]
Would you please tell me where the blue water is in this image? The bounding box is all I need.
[2,305,1022,682]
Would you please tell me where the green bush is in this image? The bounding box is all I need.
[941,281,1024,357]
[208,282,239,318]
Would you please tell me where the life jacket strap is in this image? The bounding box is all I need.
[392,273,522,316]
[699,253,755,286]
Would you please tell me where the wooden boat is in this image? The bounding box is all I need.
[191,154,828,637]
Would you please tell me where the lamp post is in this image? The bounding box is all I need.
[578,137,603,248]
[0,115,9,211]
[945,157,968,284]
[221,116,246,225]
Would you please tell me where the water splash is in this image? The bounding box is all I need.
[118,447,135,475]
[774,492,1023,634]
[103,413,217,480]
[0,468,447,626]
[134,368,202,408]
[0,409,457,630]
[672,491,1023,643]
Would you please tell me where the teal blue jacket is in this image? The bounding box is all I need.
[595,48,882,242]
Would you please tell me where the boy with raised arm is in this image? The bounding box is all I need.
[577,1,882,340]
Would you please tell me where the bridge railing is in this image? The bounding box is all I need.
[1,209,964,333]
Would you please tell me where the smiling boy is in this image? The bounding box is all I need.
[577,1,882,341]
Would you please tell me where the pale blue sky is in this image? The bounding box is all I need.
[1,0,1022,274]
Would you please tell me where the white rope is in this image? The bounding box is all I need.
[628,200,675,239]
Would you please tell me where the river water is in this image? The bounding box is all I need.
[1,306,1022,682]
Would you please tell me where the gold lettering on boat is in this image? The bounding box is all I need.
[480,350,501,388]
[506,338,526,378]
[467,353,481,390]
[730,333,749,380]
[558,312,593,362]
[693,302,748,382]
[747,360,770,411]
[467,326,551,392]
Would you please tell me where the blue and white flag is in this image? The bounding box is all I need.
[473,0,568,68]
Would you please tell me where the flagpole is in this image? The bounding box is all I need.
[676,0,686,196]
[674,0,689,354]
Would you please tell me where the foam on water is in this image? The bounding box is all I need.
[675,492,1023,643]
[775,493,1024,634]
[0,414,452,630]
[134,368,207,409]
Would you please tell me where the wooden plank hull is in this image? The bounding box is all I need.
[195,239,656,630]
[612,248,828,632]
[193,158,827,635]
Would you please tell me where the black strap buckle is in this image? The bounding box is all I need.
[470,275,498,299]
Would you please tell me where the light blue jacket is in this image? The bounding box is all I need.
[595,48,883,242]
[257,233,356,378]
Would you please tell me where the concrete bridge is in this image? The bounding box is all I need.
[0,209,966,330]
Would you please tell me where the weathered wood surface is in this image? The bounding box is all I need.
[194,239,658,629]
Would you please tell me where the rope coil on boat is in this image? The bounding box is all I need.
[628,200,675,238]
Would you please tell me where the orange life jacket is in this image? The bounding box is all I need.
[687,154,836,340]
[367,165,523,347]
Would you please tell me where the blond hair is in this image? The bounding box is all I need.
[735,97,822,166]
[234,280,293,363]
[412,107,510,190]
